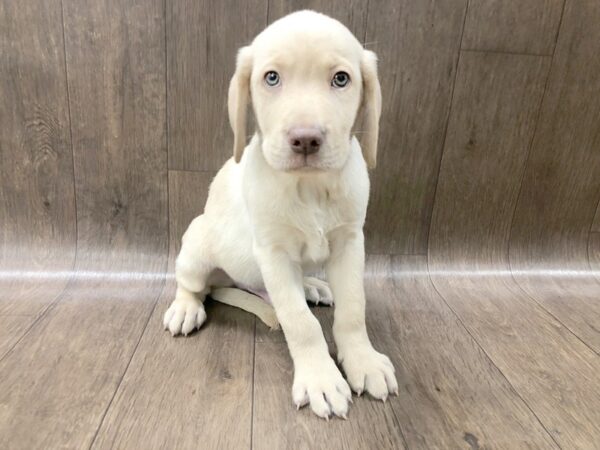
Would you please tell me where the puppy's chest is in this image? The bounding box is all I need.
[289,182,352,264]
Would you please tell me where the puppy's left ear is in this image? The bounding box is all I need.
[228,46,253,163]
[359,50,382,169]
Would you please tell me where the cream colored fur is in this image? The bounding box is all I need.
[163,10,397,419]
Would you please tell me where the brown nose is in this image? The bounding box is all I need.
[288,127,324,155]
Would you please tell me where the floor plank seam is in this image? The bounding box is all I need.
[504,37,556,277]
[87,274,169,449]
[507,269,600,358]
[586,198,600,273]
[250,317,257,450]
[423,0,469,251]
[424,261,563,449]
[0,274,74,364]
[553,0,567,52]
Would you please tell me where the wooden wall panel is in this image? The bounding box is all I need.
[508,1,600,351]
[168,170,214,258]
[462,0,564,55]
[428,51,549,269]
[167,0,267,171]
[364,0,467,254]
[509,0,600,273]
[590,233,600,274]
[428,45,600,447]
[592,202,600,233]
[268,0,366,37]
[0,0,76,315]
[63,0,168,272]
[0,1,169,447]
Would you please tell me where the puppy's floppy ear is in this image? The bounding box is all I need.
[359,50,382,169]
[228,46,253,163]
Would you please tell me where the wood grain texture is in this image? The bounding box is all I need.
[592,203,600,232]
[462,0,564,55]
[0,277,165,449]
[364,0,467,254]
[92,170,254,449]
[168,170,215,258]
[428,40,600,449]
[428,51,550,270]
[63,0,168,273]
[590,233,600,275]
[167,0,267,171]
[0,0,76,315]
[509,0,600,273]
[368,256,558,449]
[268,0,367,38]
[91,280,255,450]
[428,274,600,448]
[509,0,600,352]
[253,338,406,450]
[0,1,171,447]
[0,315,36,360]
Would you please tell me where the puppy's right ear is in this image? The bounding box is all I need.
[228,46,253,163]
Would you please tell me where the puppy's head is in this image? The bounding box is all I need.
[228,10,381,171]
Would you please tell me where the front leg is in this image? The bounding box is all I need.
[326,230,398,400]
[256,246,351,419]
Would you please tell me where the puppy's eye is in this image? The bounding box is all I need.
[264,71,280,87]
[331,71,350,88]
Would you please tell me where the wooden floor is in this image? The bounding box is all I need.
[0,256,599,449]
[3,0,600,448]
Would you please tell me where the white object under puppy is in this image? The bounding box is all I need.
[164,10,398,419]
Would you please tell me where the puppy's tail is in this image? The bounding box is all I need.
[210,287,279,330]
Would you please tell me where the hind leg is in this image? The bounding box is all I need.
[304,276,333,306]
[164,217,214,336]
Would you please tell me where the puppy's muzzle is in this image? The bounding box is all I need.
[288,127,324,155]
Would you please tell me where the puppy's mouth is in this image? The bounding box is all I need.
[284,153,328,172]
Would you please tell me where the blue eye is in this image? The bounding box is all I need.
[264,71,280,87]
[332,71,350,88]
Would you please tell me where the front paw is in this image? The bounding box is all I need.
[292,356,352,420]
[163,297,206,336]
[338,345,398,400]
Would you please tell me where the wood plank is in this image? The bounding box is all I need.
[92,170,254,449]
[364,0,467,254]
[63,0,168,270]
[253,338,406,450]
[0,0,76,315]
[91,280,255,449]
[509,0,600,353]
[168,170,215,258]
[590,233,600,275]
[428,51,550,271]
[462,0,564,55]
[370,256,558,449]
[593,203,600,232]
[1,1,171,447]
[428,274,600,448]
[428,33,600,447]
[268,0,366,39]
[0,277,165,449]
[167,0,267,171]
[0,315,36,360]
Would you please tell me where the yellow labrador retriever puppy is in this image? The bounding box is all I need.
[164,10,397,419]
